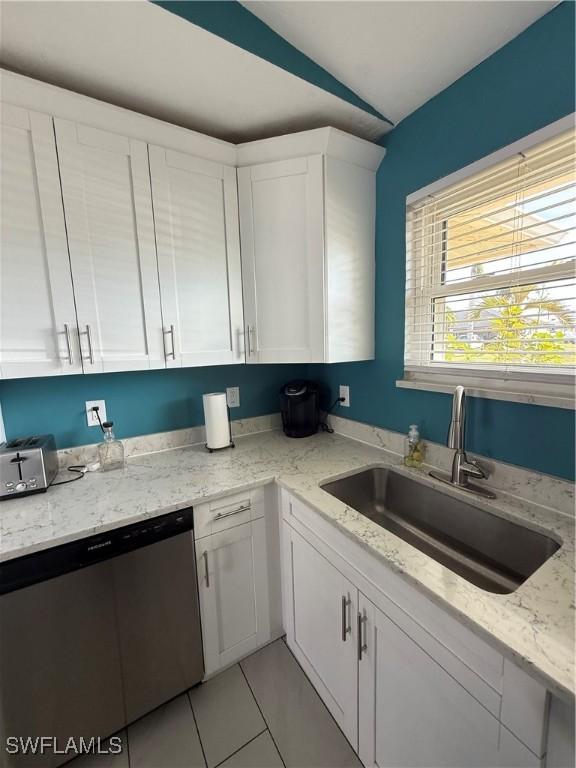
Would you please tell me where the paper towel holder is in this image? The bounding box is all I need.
[203,392,235,453]
[206,435,235,453]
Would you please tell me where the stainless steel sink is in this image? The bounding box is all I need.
[321,467,560,594]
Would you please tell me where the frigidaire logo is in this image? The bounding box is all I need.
[5,735,123,756]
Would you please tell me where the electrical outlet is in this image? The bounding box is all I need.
[226,387,240,408]
[86,400,107,427]
[339,385,350,407]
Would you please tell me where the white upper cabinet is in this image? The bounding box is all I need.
[237,128,385,364]
[1,74,385,376]
[54,119,164,374]
[149,146,244,367]
[0,104,81,379]
[238,156,325,363]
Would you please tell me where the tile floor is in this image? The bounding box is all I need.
[73,638,361,768]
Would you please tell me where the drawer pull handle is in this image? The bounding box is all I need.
[358,612,367,660]
[213,503,251,520]
[203,551,210,588]
[341,595,351,642]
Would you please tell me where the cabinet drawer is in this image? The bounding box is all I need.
[194,487,265,539]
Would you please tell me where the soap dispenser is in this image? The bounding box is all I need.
[98,421,125,472]
[404,424,425,468]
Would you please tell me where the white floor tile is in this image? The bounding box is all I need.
[128,694,205,768]
[189,665,265,768]
[219,732,283,768]
[241,641,362,768]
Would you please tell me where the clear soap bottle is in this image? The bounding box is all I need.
[404,424,425,468]
[98,421,125,472]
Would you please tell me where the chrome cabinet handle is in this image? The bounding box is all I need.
[214,503,251,520]
[63,324,73,365]
[162,325,176,360]
[246,325,257,358]
[358,612,367,660]
[163,325,176,360]
[81,324,94,364]
[203,551,210,588]
[341,595,351,642]
[245,325,252,357]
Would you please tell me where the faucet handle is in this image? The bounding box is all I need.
[462,457,488,479]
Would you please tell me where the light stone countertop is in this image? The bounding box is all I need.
[0,429,574,701]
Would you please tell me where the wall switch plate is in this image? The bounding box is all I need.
[339,385,350,407]
[226,387,240,408]
[86,400,107,427]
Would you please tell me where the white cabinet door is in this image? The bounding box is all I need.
[283,524,358,747]
[149,146,243,368]
[196,519,271,677]
[237,156,325,363]
[0,104,81,379]
[358,595,500,768]
[54,119,164,374]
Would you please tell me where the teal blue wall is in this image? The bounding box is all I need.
[0,365,304,448]
[154,1,391,124]
[311,1,576,481]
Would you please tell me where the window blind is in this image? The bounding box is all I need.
[405,127,576,378]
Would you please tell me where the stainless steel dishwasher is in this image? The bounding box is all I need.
[0,508,204,768]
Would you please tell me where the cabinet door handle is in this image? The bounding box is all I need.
[81,325,94,364]
[358,612,367,660]
[245,325,252,357]
[163,325,176,360]
[214,503,251,520]
[63,324,73,365]
[246,325,257,357]
[203,551,210,588]
[341,595,351,641]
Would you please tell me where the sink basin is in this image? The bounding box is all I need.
[321,467,560,594]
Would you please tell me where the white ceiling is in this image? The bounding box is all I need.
[0,1,388,143]
[242,0,558,125]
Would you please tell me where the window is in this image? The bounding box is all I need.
[402,119,576,408]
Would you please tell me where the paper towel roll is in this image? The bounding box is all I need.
[203,393,232,450]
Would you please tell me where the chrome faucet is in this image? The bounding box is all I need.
[430,386,496,499]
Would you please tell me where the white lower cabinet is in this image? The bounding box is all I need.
[358,595,499,768]
[283,525,358,745]
[281,492,551,768]
[195,487,282,677]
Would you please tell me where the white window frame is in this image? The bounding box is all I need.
[398,114,576,410]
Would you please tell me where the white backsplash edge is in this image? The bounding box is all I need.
[327,414,575,518]
[57,413,282,469]
[58,411,574,518]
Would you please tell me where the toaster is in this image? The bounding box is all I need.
[0,435,58,499]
